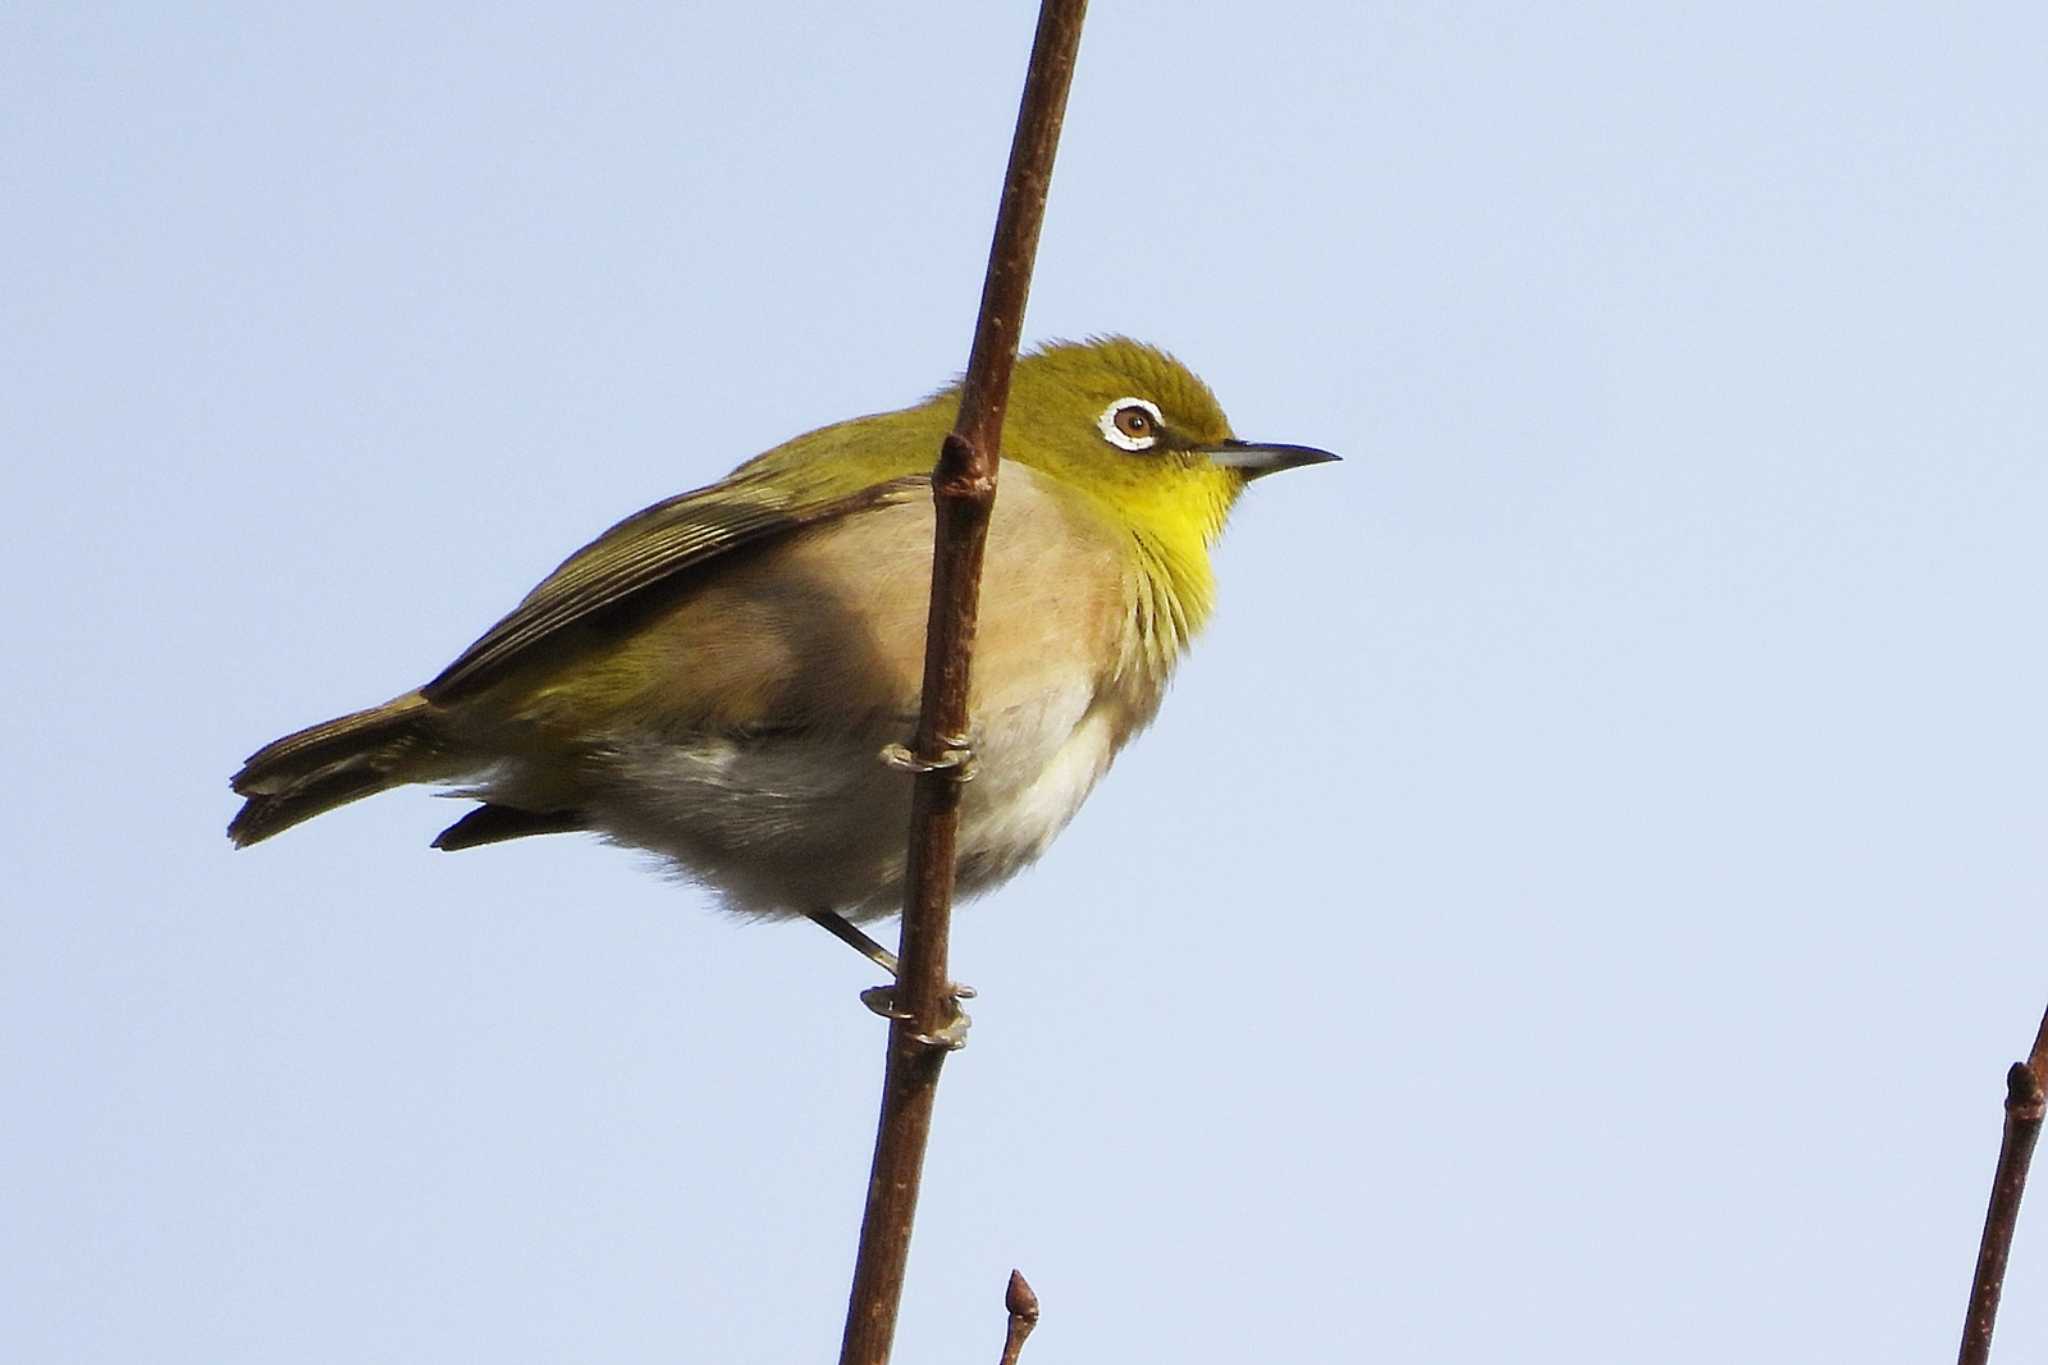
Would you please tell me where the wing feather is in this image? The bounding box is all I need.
[423,471,928,701]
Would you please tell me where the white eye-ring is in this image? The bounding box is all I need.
[1098,397,1164,452]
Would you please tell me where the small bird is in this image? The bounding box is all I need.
[229,337,1336,973]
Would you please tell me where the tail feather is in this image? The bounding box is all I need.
[431,803,587,851]
[228,693,445,847]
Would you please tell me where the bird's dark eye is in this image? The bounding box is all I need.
[1098,397,1165,451]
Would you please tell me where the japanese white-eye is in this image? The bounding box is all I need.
[229,338,1337,931]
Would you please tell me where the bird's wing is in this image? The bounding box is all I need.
[422,470,929,702]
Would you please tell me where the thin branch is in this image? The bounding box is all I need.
[997,1269,1041,1365]
[834,4,1089,1364]
[1957,1005,2048,1365]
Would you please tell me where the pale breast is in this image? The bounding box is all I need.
[471,464,1169,920]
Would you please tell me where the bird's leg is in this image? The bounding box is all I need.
[806,909,900,975]
[805,909,974,1051]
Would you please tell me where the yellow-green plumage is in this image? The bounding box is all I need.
[229,338,1335,920]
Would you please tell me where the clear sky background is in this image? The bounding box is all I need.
[6,3,2045,1361]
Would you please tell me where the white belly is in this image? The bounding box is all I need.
[546,675,1129,921]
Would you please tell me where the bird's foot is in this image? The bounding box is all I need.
[878,738,977,781]
[860,981,977,1051]
[806,908,974,1049]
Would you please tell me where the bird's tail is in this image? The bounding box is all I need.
[228,692,448,847]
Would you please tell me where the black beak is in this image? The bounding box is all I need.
[1205,440,1343,479]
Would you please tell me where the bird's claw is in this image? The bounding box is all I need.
[878,740,978,781]
[860,982,976,1051]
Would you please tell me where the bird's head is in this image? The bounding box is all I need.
[998,337,1338,551]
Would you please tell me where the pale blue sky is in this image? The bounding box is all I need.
[5,3,2046,1361]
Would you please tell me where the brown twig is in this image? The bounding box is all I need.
[833,4,1089,1364]
[1957,1005,2048,1365]
[997,1269,1041,1365]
